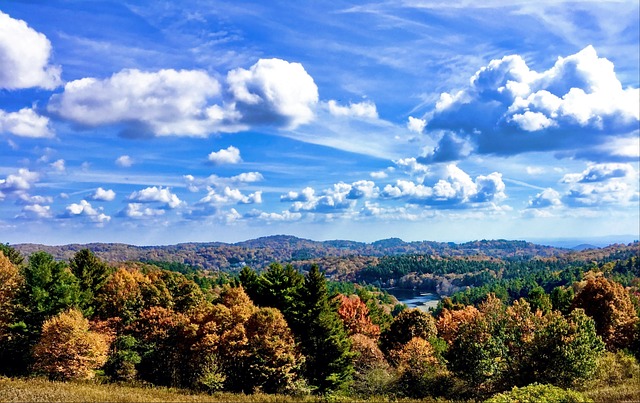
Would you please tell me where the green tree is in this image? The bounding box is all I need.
[298,265,353,393]
[529,309,605,388]
[70,249,111,316]
[21,251,81,323]
[380,308,437,359]
[103,334,141,382]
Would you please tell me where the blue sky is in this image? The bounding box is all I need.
[1,0,638,245]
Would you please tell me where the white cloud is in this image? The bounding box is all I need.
[48,68,233,137]
[382,164,506,206]
[394,157,430,183]
[128,186,184,208]
[227,58,318,129]
[0,169,39,193]
[63,200,111,224]
[327,100,378,119]
[429,46,639,160]
[50,159,65,172]
[252,209,302,222]
[208,146,242,165]
[121,203,166,218]
[183,171,264,192]
[407,116,426,134]
[115,155,134,167]
[91,187,116,202]
[526,166,546,175]
[199,186,262,205]
[283,181,379,214]
[0,11,61,89]
[528,188,562,209]
[0,108,53,138]
[561,163,636,184]
[370,170,388,179]
[18,204,52,219]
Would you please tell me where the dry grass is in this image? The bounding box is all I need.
[0,377,327,403]
[0,377,453,403]
[583,379,640,403]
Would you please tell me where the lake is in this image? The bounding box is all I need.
[385,288,441,312]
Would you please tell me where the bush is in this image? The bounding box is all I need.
[485,383,592,403]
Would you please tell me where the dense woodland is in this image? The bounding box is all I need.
[0,240,639,401]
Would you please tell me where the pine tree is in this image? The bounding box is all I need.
[298,265,353,393]
[70,249,111,316]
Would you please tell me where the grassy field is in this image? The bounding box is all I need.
[1,376,638,402]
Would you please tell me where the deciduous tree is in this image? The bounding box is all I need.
[32,308,109,380]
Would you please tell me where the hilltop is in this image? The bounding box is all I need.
[13,235,634,272]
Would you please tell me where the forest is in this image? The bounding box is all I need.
[0,241,639,402]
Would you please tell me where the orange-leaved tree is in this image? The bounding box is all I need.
[32,308,109,380]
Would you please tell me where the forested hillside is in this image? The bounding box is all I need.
[0,241,638,401]
[13,236,571,272]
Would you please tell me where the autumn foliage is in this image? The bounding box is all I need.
[32,308,109,380]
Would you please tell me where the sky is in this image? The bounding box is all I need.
[0,0,639,246]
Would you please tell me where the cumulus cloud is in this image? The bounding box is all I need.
[407,116,426,134]
[527,163,638,211]
[227,58,318,128]
[48,68,235,137]
[0,108,53,138]
[282,181,379,213]
[184,171,264,192]
[394,158,430,183]
[327,100,378,119]
[560,163,635,183]
[121,203,165,218]
[115,155,133,167]
[47,58,320,136]
[91,187,116,202]
[208,146,242,165]
[199,186,262,205]
[0,169,39,195]
[0,11,61,89]
[128,186,184,208]
[382,164,506,207]
[428,46,639,161]
[419,132,472,163]
[527,188,562,208]
[50,159,65,172]
[17,204,52,219]
[62,200,111,224]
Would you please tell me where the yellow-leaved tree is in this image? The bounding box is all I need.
[32,308,109,380]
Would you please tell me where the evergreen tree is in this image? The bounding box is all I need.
[70,249,111,316]
[298,265,353,393]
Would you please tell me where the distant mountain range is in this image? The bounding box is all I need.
[12,235,638,272]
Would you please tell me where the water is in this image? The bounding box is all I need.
[385,288,441,312]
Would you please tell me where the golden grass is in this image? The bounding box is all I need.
[0,377,454,403]
[583,378,640,403]
[0,377,325,403]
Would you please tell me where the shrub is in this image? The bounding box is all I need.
[485,383,592,403]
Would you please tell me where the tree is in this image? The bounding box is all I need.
[69,249,111,316]
[0,251,21,327]
[32,308,109,380]
[0,243,25,267]
[103,334,141,382]
[244,307,302,393]
[572,276,638,351]
[20,251,81,323]
[298,265,354,393]
[380,308,437,358]
[0,251,25,375]
[529,309,605,387]
[335,294,380,339]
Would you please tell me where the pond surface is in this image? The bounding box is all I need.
[385,288,441,312]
